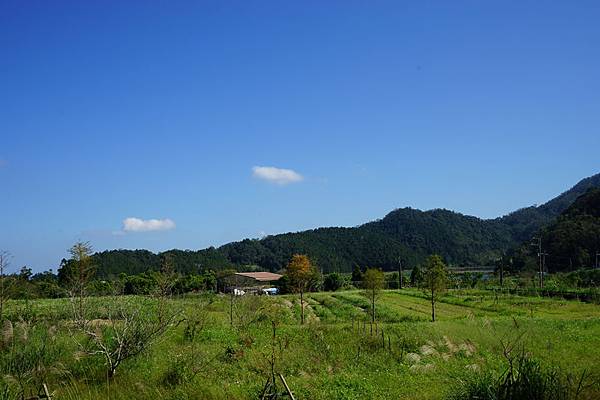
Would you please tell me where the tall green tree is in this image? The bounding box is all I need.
[362,268,384,325]
[422,255,448,322]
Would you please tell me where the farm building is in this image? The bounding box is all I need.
[231,271,282,295]
[234,271,282,283]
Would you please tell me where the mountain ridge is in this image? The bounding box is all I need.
[90,172,600,277]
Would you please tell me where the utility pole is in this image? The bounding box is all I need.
[532,237,546,289]
[541,251,548,288]
[398,257,403,290]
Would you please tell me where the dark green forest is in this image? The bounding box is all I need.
[543,188,600,270]
[88,247,233,279]
[506,187,600,273]
[82,172,600,276]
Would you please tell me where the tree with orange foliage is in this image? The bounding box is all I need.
[285,254,316,325]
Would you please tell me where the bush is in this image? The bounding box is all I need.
[323,273,346,291]
[123,273,157,295]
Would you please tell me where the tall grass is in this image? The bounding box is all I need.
[1,290,599,399]
[448,353,596,400]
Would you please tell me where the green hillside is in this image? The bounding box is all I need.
[90,173,600,276]
[512,188,600,272]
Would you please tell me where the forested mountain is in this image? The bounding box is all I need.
[497,173,600,242]
[89,172,600,276]
[507,188,600,273]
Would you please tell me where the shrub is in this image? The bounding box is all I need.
[323,273,345,291]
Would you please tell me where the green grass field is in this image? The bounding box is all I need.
[2,289,600,399]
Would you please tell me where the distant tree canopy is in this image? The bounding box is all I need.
[89,247,234,279]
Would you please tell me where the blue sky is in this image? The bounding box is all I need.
[1,1,599,272]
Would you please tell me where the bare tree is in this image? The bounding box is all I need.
[65,242,95,325]
[155,254,176,297]
[231,294,268,333]
[154,254,177,325]
[77,263,179,378]
[80,296,176,378]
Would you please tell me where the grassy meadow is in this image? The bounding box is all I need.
[2,289,600,399]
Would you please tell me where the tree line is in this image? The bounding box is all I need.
[71,173,600,276]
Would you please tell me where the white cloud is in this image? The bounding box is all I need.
[122,217,176,232]
[252,166,303,185]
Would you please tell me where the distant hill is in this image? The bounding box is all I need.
[90,172,600,277]
[509,188,600,272]
[497,172,600,242]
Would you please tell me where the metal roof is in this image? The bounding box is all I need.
[234,272,283,282]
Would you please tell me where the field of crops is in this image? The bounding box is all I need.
[2,289,600,399]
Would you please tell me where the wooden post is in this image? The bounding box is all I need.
[279,374,296,400]
[43,384,51,400]
[230,292,234,328]
[431,285,435,322]
[300,291,304,325]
